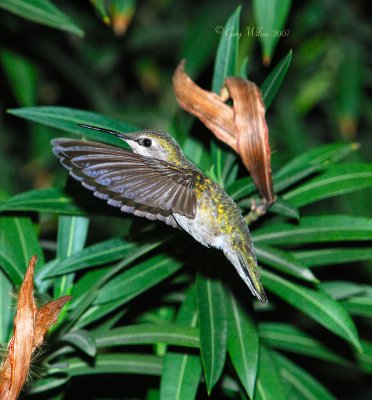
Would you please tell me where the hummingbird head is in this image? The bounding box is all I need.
[79,124,186,165]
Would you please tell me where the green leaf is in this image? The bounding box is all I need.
[259,322,350,366]
[54,215,89,299]
[254,345,287,400]
[262,270,361,351]
[196,263,227,394]
[284,164,372,207]
[342,296,372,318]
[255,245,317,282]
[28,376,69,394]
[0,49,38,107]
[293,248,372,267]
[319,281,365,300]
[94,323,199,349]
[272,351,336,400]
[269,197,300,220]
[212,6,241,93]
[62,329,97,357]
[160,287,202,400]
[254,215,372,245]
[0,216,44,286]
[357,340,372,374]
[252,0,292,64]
[62,354,163,376]
[0,188,84,215]
[226,285,259,398]
[227,177,255,201]
[8,106,138,146]
[95,254,182,304]
[47,238,161,277]
[0,270,13,342]
[261,50,292,109]
[0,0,83,36]
[275,142,358,180]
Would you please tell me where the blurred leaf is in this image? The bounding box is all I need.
[319,281,365,300]
[47,238,161,277]
[262,270,361,351]
[254,345,287,400]
[255,245,317,282]
[261,50,292,109]
[337,43,363,138]
[293,248,372,267]
[95,323,199,348]
[0,49,38,107]
[160,287,201,400]
[8,106,138,146]
[269,197,299,219]
[252,0,292,64]
[62,354,163,376]
[342,296,372,318]
[227,177,255,201]
[226,285,259,398]
[254,215,372,245]
[284,164,372,207]
[259,322,350,366]
[0,0,84,36]
[212,6,241,93]
[272,351,337,400]
[95,254,182,304]
[0,189,84,215]
[0,270,13,343]
[196,264,227,394]
[357,340,372,374]
[0,216,44,286]
[275,142,358,180]
[28,375,69,394]
[62,329,97,357]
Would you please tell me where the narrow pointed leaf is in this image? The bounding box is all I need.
[63,354,163,376]
[272,352,336,400]
[357,340,372,374]
[0,188,85,215]
[0,271,13,342]
[196,265,227,394]
[293,248,372,267]
[262,270,361,351]
[252,0,292,64]
[62,329,97,357]
[254,215,372,245]
[8,106,138,146]
[0,0,84,36]
[0,216,44,286]
[255,245,317,282]
[259,322,350,366]
[95,254,182,304]
[94,324,199,348]
[226,285,259,398]
[254,345,287,400]
[284,164,372,207]
[261,50,292,109]
[342,296,372,318]
[212,6,241,93]
[160,287,202,400]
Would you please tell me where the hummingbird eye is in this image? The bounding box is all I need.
[139,138,152,147]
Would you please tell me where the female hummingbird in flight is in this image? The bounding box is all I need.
[51,125,267,302]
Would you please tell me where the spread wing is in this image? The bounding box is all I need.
[51,138,197,227]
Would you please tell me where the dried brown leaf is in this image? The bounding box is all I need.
[225,77,275,204]
[173,60,238,151]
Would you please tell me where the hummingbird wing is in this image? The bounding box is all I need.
[51,138,197,226]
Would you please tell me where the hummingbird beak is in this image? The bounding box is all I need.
[78,124,134,141]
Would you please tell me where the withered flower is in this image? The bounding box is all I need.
[173,60,275,206]
[0,256,71,400]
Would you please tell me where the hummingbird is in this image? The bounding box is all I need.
[51,124,267,302]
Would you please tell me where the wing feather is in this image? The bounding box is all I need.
[52,138,198,225]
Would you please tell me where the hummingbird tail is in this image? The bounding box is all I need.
[225,245,267,303]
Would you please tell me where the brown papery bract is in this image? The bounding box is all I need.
[0,256,71,400]
[173,60,275,206]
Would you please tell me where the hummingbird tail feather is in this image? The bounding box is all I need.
[236,250,267,303]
